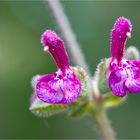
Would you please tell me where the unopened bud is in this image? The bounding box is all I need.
[125,46,139,60]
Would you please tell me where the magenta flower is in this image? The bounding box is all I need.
[36,30,81,104]
[109,17,140,97]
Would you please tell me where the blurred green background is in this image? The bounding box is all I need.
[1,0,140,139]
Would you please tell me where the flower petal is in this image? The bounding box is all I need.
[109,68,126,97]
[126,78,140,93]
[111,17,132,61]
[41,30,69,71]
[36,73,64,104]
[36,71,81,104]
[59,75,81,104]
[125,60,140,93]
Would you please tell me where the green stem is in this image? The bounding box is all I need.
[90,107,116,140]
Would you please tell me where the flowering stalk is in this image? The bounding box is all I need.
[45,0,116,139]
[30,0,140,138]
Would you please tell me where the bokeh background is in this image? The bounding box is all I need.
[1,0,140,139]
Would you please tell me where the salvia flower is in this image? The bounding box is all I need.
[35,30,81,104]
[109,17,140,97]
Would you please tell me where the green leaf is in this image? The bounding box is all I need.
[71,66,90,97]
[101,93,127,108]
[30,96,68,117]
[31,75,40,91]
[95,58,111,93]
[68,102,93,119]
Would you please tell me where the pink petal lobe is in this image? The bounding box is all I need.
[41,30,69,71]
[125,60,140,93]
[111,17,132,61]
[36,73,63,104]
[109,68,126,97]
[36,70,81,104]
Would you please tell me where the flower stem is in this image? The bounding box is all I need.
[46,0,89,73]
[90,107,116,140]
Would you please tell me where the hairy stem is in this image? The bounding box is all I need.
[46,0,89,73]
[91,107,116,140]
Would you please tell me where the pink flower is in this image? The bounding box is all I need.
[36,30,81,104]
[109,17,140,97]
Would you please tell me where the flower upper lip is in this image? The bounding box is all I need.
[41,30,69,72]
[111,17,132,61]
